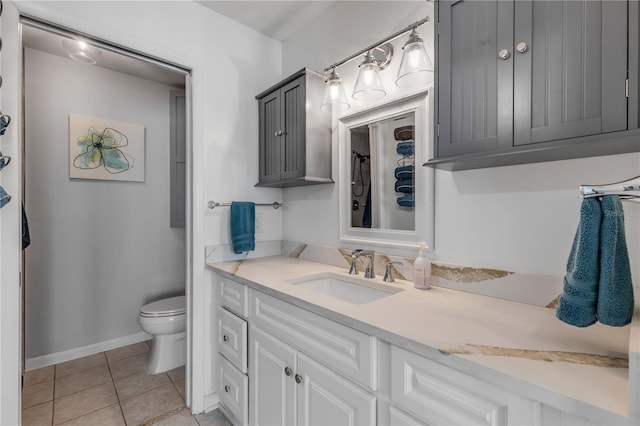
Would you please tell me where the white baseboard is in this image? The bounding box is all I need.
[203,393,220,414]
[24,331,152,371]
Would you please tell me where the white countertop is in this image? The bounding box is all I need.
[207,255,636,424]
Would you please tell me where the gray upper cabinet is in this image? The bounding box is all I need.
[170,90,186,228]
[256,69,333,188]
[430,0,640,171]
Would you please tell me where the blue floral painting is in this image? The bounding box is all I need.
[69,114,145,182]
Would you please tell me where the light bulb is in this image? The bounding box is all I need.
[321,70,350,112]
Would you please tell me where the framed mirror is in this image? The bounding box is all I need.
[338,91,434,249]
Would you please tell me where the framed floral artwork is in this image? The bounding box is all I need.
[69,113,145,182]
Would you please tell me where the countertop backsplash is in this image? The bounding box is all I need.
[206,240,564,307]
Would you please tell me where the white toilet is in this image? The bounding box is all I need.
[138,295,186,374]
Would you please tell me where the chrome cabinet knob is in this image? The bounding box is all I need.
[224,385,230,392]
[284,367,292,376]
[516,42,529,53]
[295,374,302,384]
[498,49,511,60]
[223,335,229,342]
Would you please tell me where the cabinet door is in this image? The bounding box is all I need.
[514,0,628,145]
[437,0,514,157]
[280,77,306,180]
[296,353,376,426]
[258,90,282,185]
[249,326,297,426]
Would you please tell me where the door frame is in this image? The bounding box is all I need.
[1,4,207,421]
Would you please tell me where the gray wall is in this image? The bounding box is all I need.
[24,48,185,358]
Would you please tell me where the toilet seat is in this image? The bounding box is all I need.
[140,295,185,318]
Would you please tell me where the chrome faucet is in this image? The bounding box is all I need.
[361,250,375,278]
[383,261,403,282]
[349,249,363,275]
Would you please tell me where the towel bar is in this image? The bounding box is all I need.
[207,200,283,210]
[580,175,640,200]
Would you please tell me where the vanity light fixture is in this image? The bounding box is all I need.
[352,51,387,101]
[396,28,433,87]
[61,38,102,65]
[321,68,350,113]
[321,16,430,112]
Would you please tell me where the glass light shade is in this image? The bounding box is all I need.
[321,71,350,113]
[352,52,386,101]
[62,38,102,65]
[396,30,433,87]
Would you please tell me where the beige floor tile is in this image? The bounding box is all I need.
[22,380,54,409]
[105,341,150,364]
[23,366,55,387]
[22,401,53,426]
[173,377,186,400]
[114,371,170,401]
[53,382,118,425]
[109,352,149,381]
[55,364,112,399]
[56,353,107,378]
[120,383,185,425]
[194,409,232,426]
[152,407,198,426]
[58,404,125,426]
[167,366,185,383]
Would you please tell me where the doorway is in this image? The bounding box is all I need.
[20,19,193,423]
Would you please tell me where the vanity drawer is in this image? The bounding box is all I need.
[250,289,377,390]
[390,346,509,426]
[219,276,248,318]
[218,307,248,373]
[219,355,248,425]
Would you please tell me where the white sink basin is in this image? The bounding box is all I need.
[289,272,402,304]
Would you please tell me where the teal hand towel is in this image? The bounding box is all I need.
[230,202,255,254]
[556,198,601,327]
[597,196,634,326]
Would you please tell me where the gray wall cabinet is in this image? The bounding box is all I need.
[429,0,640,171]
[170,90,186,228]
[256,69,333,187]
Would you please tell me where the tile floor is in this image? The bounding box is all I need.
[21,341,232,426]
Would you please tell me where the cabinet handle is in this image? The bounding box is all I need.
[498,49,511,60]
[284,367,292,376]
[223,335,229,342]
[274,130,285,137]
[224,385,230,393]
[294,374,302,384]
[516,42,529,54]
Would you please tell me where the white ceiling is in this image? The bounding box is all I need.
[21,1,337,87]
[22,25,187,89]
[195,1,339,42]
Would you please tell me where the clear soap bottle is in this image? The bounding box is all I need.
[413,242,431,290]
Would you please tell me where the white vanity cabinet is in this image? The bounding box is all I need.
[250,325,376,425]
[211,271,630,426]
[248,289,377,425]
[389,346,532,426]
[216,277,249,425]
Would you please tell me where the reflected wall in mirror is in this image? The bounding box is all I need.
[350,113,415,231]
[339,91,434,250]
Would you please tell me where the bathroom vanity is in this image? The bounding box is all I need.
[207,256,637,426]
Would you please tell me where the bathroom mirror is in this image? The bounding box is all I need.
[338,91,434,249]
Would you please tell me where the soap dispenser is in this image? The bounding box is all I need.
[413,242,431,290]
